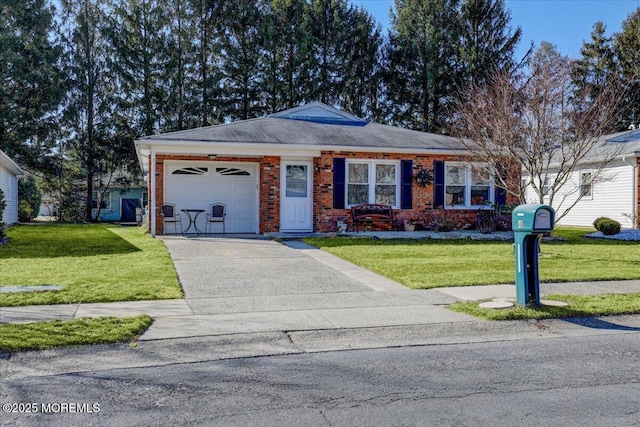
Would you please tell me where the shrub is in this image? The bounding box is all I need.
[598,219,621,236]
[425,207,466,232]
[593,217,609,230]
[18,175,41,222]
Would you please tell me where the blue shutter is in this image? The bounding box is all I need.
[333,158,346,209]
[400,160,413,209]
[495,187,507,206]
[434,160,445,208]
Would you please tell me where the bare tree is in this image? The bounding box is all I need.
[449,43,627,221]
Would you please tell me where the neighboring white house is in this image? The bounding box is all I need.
[0,149,26,225]
[523,128,640,229]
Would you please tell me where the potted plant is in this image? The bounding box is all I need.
[402,218,417,232]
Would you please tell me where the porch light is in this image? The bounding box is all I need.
[208,154,217,160]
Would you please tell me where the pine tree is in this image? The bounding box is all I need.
[341,5,384,120]
[613,7,640,127]
[307,0,350,105]
[458,0,521,85]
[262,0,313,112]
[219,0,266,121]
[105,0,168,136]
[384,0,462,132]
[0,0,64,173]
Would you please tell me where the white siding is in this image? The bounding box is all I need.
[0,165,19,225]
[524,161,635,228]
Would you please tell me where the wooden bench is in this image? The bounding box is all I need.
[350,204,398,232]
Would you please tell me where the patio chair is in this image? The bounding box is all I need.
[161,203,182,235]
[205,203,226,234]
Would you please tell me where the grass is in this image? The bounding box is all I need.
[303,227,640,289]
[0,315,153,352]
[0,224,183,306]
[450,293,640,321]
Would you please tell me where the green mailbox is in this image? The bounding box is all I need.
[512,204,555,307]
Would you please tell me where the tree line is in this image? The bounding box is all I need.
[1,0,639,222]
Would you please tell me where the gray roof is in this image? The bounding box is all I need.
[136,102,466,153]
[583,128,640,162]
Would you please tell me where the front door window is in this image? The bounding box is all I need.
[286,165,308,197]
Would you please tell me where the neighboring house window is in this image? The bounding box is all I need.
[445,163,493,208]
[346,160,398,206]
[580,171,593,199]
[91,191,112,210]
[542,176,550,197]
[141,191,148,208]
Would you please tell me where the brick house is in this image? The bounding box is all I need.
[135,102,513,236]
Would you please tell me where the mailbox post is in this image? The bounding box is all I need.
[512,204,555,307]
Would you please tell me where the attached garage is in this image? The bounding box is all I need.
[164,161,259,233]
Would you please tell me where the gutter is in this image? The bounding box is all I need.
[622,154,639,229]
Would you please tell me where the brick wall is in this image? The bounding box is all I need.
[259,156,280,233]
[149,151,521,235]
[313,151,518,232]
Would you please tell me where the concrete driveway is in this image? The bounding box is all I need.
[146,236,470,340]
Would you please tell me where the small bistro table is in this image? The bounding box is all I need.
[181,209,205,235]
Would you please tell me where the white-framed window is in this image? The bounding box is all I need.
[542,176,551,197]
[580,170,593,199]
[91,191,112,210]
[445,162,494,208]
[346,160,399,206]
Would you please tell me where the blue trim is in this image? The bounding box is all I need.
[333,158,346,209]
[495,187,507,206]
[278,116,368,127]
[434,160,445,208]
[400,160,413,209]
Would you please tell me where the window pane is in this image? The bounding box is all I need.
[580,172,592,197]
[349,163,368,183]
[348,184,368,205]
[286,165,307,197]
[471,186,490,205]
[376,164,395,184]
[471,168,490,185]
[446,166,464,185]
[446,186,465,206]
[375,185,395,205]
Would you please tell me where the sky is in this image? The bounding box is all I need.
[350,0,639,60]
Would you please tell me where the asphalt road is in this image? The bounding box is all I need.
[2,331,639,427]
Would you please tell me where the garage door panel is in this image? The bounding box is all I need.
[165,162,258,233]
[234,183,254,196]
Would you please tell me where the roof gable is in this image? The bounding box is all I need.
[269,101,368,126]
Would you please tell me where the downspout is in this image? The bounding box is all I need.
[151,150,157,237]
[622,154,638,229]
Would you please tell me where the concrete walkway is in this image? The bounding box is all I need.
[2,237,640,343]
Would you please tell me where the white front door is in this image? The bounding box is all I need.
[281,161,313,232]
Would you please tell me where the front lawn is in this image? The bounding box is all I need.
[0,224,182,306]
[0,315,153,352]
[450,293,640,320]
[304,228,640,289]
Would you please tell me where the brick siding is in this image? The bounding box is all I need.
[149,151,520,235]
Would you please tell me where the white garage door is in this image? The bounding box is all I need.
[165,161,258,233]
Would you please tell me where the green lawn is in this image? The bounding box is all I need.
[0,315,153,352]
[0,224,182,306]
[304,228,640,289]
[450,293,640,321]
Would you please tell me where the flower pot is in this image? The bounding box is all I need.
[404,222,416,232]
